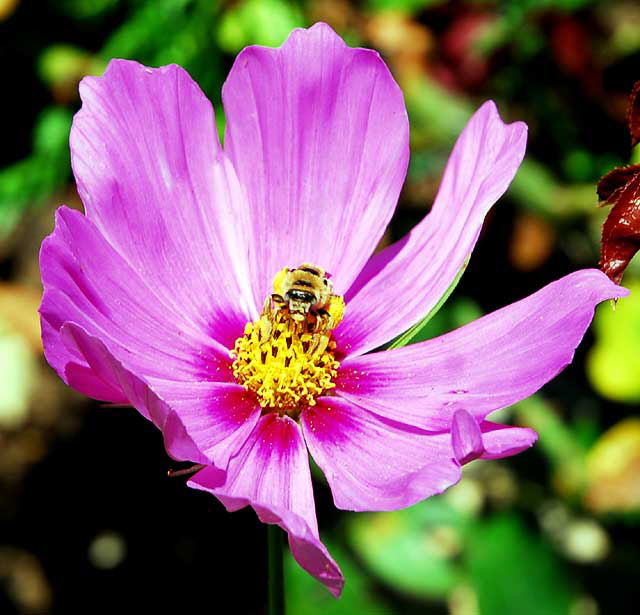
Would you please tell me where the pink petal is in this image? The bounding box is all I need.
[337,269,628,429]
[152,379,261,467]
[222,22,409,303]
[188,414,344,596]
[40,207,231,393]
[450,411,538,463]
[301,397,460,512]
[60,323,208,464]
[451,409,484,464]
[71,59,256,346]
[40,207,259,470]
[61,323,260,470]
[338,101,527,356]
[479,421,538,460]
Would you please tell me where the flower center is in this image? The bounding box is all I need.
[231,264,345,418]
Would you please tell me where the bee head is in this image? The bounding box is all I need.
[285,288,316,319]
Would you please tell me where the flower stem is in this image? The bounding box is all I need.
[267,524,284,615]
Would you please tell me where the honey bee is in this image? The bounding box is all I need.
[262,263,345,355]
[272,263,333,321]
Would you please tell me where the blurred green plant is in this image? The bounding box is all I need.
[0,108,72,240]
[217,0,303,52]
[587,280,640,402]
[467,514,577,615]
[285,540,393,614]
[348,496,467,599]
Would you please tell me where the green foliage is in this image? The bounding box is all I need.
[365,0,445,13]
[217,0,304,53]
[587,280,640,402]
[285,540,393,614]
[467,515,577,615]
[54,0,120,19]
[0,108,72,238]
[347,497,467,599]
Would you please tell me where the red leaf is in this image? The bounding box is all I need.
[598,81,640,284]
[597,164,640,204]
[600,173,640,284]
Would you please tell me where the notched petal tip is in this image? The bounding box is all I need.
[479,98,529,131]
[223,18,409,302]
[284,21,347,47]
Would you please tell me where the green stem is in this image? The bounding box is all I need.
[267,524,284,615]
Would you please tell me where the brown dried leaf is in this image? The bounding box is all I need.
[600,173,640,284]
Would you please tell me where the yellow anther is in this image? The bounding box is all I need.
[231,286,343,419]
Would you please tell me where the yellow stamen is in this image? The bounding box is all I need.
[231,296,344,419]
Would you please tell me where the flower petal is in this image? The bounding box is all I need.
[478,421,538,460]
[451,409,484,464]
[188,414,343,596]
[153,379,261,467]
[61,323,260,470]
[60,322,208,464]
[222,22,409,302]
[71,59,256,345]
[337,270,628,429]
[40,206,231,390]
[338,101,527,355]
[450,410,537,463]
[301,397,460,512]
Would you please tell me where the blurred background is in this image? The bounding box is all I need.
[1,0,640,613]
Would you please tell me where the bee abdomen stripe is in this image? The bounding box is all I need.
[300,267,321,276]
[294,280,314,288]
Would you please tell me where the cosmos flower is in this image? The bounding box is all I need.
[39,23,627,596]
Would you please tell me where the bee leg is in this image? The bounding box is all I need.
[259,313,273,340]
[308,309,333,355]
[270,294,288,318]
[310,332,330,356]
[316,309,334,333]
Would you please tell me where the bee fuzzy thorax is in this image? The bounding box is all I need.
[274,263,333,315]
[231,264,345,418]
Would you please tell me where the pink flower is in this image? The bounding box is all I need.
[39,23,627,596]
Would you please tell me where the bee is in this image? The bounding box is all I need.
[261,263,345,355]
[272,263,333,321]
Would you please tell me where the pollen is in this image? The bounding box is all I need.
[231,292,344,419]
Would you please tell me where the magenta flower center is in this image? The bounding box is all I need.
[231,264,345,417]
